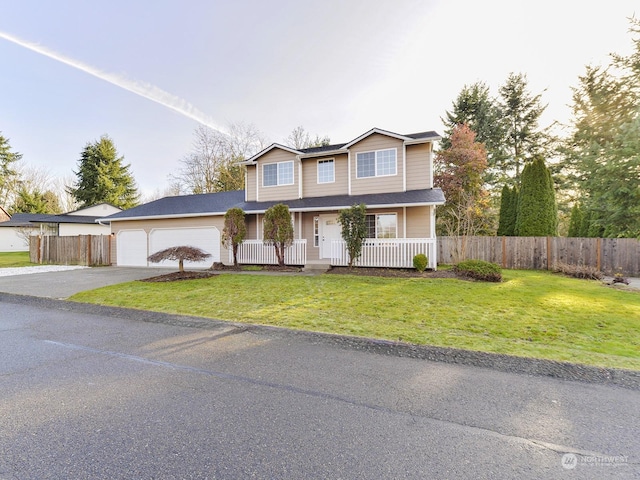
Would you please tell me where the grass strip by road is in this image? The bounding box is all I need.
[70,270,640,370]
[0,251,33,268]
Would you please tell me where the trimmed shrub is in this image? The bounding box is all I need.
[454,260,502,282]
[413,253,428,272]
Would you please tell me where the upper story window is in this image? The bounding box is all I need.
[356,148,397,178]
[317,159,335,184]
[365,213,397,238]
[263,161,294,187]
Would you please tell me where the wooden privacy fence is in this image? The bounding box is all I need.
[438,236,640,276]
[30,235,112,266]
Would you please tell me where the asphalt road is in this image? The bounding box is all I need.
[1,297,638,479]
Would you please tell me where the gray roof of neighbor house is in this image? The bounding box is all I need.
[103,188,445,222]
[29,215,111,225]
[0,213,57,228]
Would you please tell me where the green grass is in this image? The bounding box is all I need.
[0,251,34,268]
[69,270,640,370]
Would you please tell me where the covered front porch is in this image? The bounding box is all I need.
[230,238,437,270]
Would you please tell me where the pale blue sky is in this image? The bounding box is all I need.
[1,0,637,197]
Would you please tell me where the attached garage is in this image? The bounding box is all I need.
[116,230,148,266]
[148,227,220,269]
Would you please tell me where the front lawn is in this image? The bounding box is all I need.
[69,270,640,370]
[0,251,33,268]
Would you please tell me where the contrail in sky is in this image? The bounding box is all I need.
[0,30,227,134]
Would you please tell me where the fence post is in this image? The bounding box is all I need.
[501,236,506,268]
[546,236,551,270]
[596,237,601,272]
[37,236,42,264]
[87,235,92,266]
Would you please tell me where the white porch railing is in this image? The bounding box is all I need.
[231,239,307,265]
[331,238,437,269]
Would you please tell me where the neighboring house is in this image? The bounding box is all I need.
[0,213,56,252]
[30,203,122,236]
[0,204,121,252]
[104,127,445,269]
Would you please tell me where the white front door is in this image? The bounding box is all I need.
[320,215,342,259]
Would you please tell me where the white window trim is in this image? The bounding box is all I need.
[365,213,398,239]
[262,161,295,187]
[317,158,335,184]
[355,148,398,179]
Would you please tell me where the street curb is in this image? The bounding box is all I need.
[2,292,639,391]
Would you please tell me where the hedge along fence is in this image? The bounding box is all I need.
[438,236,640,276]
[29,235,112,266]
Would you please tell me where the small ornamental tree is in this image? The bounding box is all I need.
[147,246,211,272]
[263,203,293,267]
[337,203,367,268]
[222,207,247,267]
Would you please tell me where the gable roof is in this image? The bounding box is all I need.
[242,128,441,164]
[103,188,444,222]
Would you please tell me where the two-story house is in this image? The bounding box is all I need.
[104,128,445,270]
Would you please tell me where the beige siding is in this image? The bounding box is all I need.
[406,143,432,190]
[302,154,349,198]
[405,206,431,238]
[110,216,228,265]
[245,215,258,240]
[350,134,404,195]
[256,149,299,201]
[245,165,257,201]
[302,213,320,261]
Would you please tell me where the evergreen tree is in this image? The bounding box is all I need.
[567,203,584,237]
[0,132,22,207]
[497,185,518,236]
[11,188,61,214]
[263,203,293,267]
[498,73,550,185]
[69,135,139,209]
[222,207,247,267]
[515,157,557,236]
[440,83,506,189]
[561,18,640,237]
[337,203,367,268]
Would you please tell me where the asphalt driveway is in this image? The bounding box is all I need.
[0,267,174,299]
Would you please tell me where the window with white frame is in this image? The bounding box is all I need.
[365,213,397,238]
[317,159,334,183]
[263,161,294,187]
[356,149,396,178]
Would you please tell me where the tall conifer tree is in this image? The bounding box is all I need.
[69,135,139,209]
[515,158,557,236]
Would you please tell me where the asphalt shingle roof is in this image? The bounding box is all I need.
[103,189,445,221]
[0,213,57,227]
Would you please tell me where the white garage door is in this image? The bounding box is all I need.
[117,230,148,267]
[148,227,220,269]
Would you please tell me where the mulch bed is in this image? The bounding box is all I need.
[326,267,458,279]
[140,271,219,282]
[140,266,458,282]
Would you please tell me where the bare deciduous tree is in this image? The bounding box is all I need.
[170,123,267,195]
[284,126,330,150]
